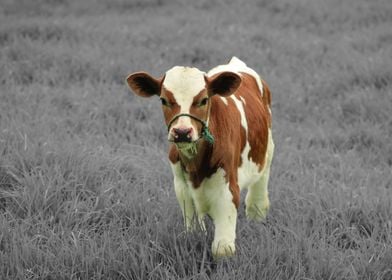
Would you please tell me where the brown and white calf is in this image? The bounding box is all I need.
[126,57,274,258]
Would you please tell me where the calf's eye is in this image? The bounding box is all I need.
[199,98,209,107]
[160,98,169,106]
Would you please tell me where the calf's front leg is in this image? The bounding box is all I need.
[174,178,197,231]
[172,163,205,231]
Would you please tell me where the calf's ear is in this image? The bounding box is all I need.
[126,72,162,97]
[206,71,242,97]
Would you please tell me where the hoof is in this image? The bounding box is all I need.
[212,239,236,259]
[246,203,269,222]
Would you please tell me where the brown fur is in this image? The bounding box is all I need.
[169,73,271,208]
[160,88,181,126]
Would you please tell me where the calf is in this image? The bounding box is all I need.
[126,57,274,258]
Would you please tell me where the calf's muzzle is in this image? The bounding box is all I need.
[173,127,193,143]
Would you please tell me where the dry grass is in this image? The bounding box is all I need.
[1,0,392,279]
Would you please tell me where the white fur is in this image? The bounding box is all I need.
[220,96,228,106]
[208,56,264,97]
[199,169,237,258]
[230,96,248,131]
[164,66,206,140]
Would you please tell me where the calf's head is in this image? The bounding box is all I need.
[126,66,241,144]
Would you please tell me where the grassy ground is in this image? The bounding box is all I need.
[1,0,392,279]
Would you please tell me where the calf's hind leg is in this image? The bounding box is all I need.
[246,132,274,221]
[245,168,271,221]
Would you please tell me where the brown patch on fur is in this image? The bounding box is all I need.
[208,96,247,208]
[261,79,272,108]
[160,87,181,126]
[188,89,210,134]
[234,73,271,171]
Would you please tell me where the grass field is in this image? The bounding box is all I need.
[1,0,392,279]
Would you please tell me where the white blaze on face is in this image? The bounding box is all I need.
[163,66,206,140]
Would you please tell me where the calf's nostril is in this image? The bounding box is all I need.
[173,128,193,142]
